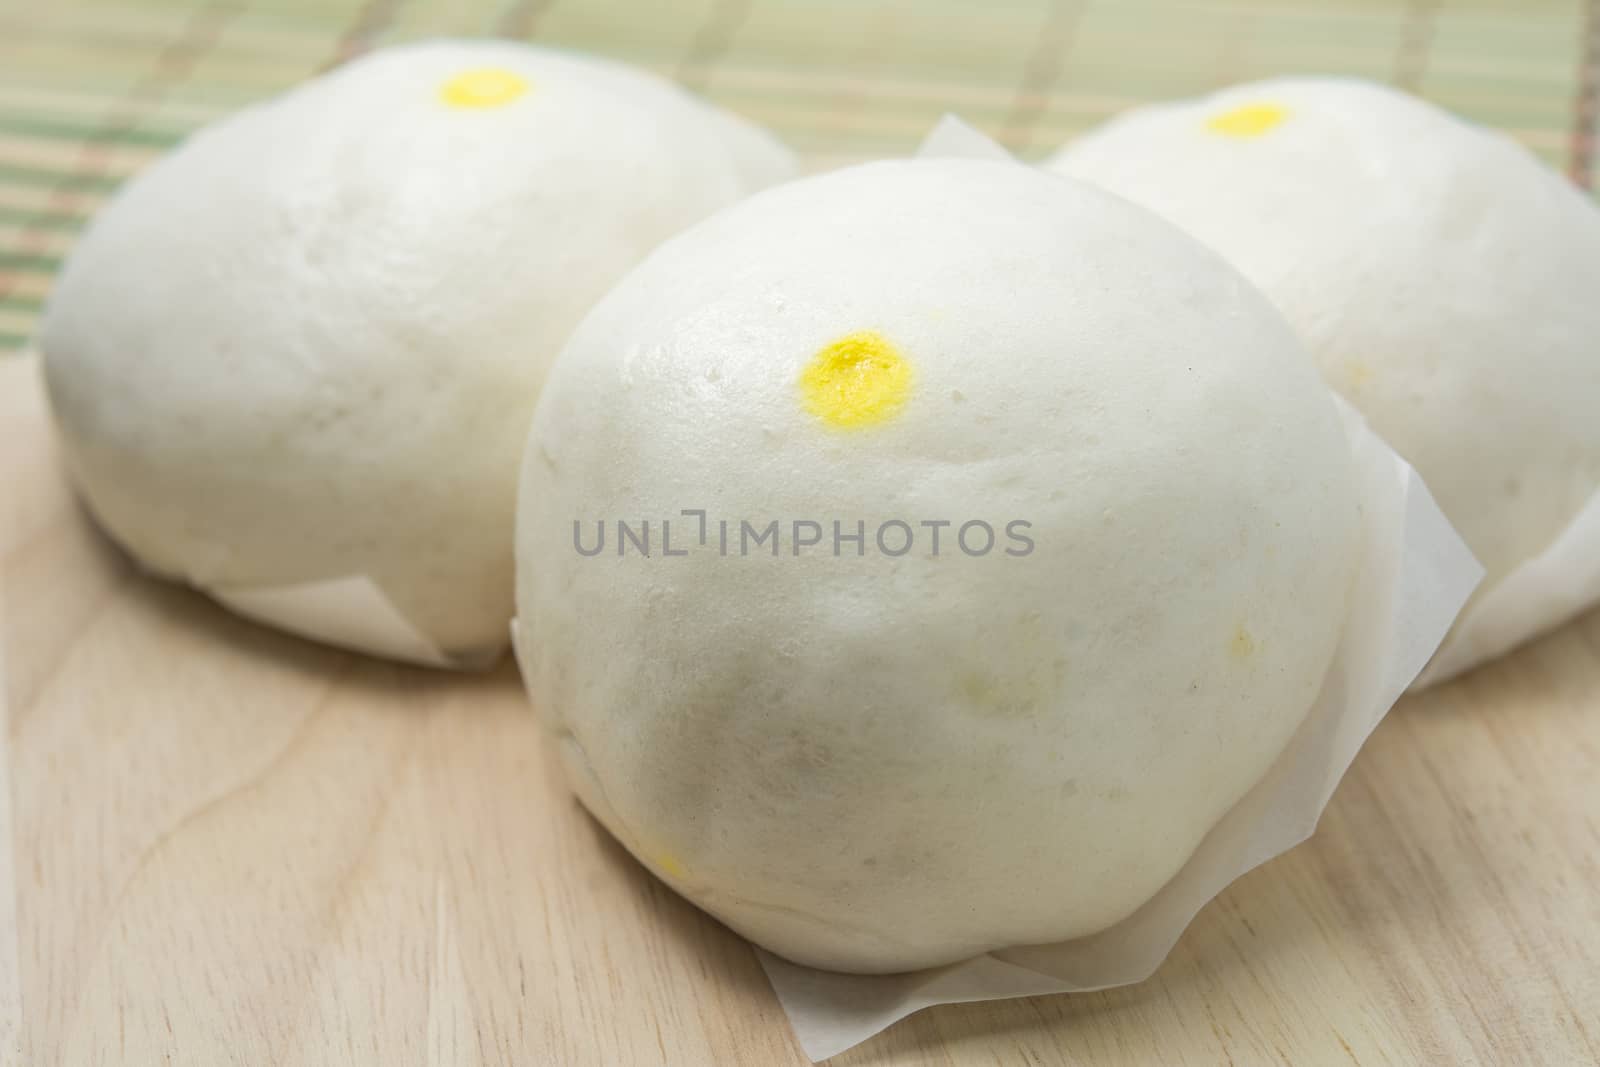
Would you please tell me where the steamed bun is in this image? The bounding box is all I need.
[41,39,794,665]
[514,158,1361,972]
[1051,77,1600,674]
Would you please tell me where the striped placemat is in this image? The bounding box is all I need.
[1,0,1595,355]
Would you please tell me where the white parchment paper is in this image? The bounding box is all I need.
[749,120,1485,1063]
[760,396,1481,1063]
[209,576,475,669]
[1414,489,1600,687]
[916,113,1018,162]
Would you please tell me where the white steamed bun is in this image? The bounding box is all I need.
[41,39,794,666]
[1050,77,1600,673]
[514,158,1361,972]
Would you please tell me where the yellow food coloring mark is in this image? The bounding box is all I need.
[650,850,687,880]
[1346,361,1374,387]
[1206,102,1289,138]
[957,670,995,706]
[439,67,529,109]
[800,330,913,429]
[1229,624,1257,659]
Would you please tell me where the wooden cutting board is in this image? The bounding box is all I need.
[3,354,1597,1066]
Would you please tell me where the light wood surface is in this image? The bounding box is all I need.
[4,352,1598,1066]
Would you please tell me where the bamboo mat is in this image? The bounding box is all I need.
[0,0,1595,356]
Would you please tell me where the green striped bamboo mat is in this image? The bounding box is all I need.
[1,0,1596,355]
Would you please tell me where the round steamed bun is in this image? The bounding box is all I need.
[1050,77,1600,652]
[41,39,794,664]
[514,158,1362,972]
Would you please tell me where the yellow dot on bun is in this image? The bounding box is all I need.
[439,67,530,109]
[652,850,687,879]
[800,330,913,429]
[1206,102,1289,138]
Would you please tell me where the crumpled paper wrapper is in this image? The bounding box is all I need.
[1413,490,1600,687]
[208,576,487,669]
[747,118,1484,1063]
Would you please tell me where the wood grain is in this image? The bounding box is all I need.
[3,354,1597,1066]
